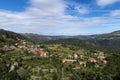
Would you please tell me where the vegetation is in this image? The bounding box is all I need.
[0,29,120,80]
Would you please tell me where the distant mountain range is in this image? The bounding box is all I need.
[0,29,28,41]
[0,29,30,47]
[94,30,120,40]
[49,35,98,39]
[22,30,120,43]
[0,29,120,53]
[50,30,120,40]
[22,33,54,43]
[0,29,120,43]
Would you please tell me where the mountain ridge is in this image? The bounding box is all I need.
[0,29,120,43]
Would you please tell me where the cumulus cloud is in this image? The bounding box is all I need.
[96,0,120,7]
[110,10,120,16]
[26,0,67,17]
[0,0,90,35]
[0,0,120,35]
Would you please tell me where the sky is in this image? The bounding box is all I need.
[0,0,120,35]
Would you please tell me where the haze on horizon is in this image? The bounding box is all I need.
[0,0,120,35]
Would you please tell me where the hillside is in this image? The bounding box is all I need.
[93,31,120,51]
[95,30,120,40]
[1,29,119,52]
[0,29,26,39]
[22,33,54,43]
[0,29,120,80]
[22,30,120,44]
[0,29,31,47]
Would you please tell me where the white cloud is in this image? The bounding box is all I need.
[110,10,120,16]
[96,0,120,7]
[0,0,120,35]
[75,6,89,14]
[0,0,87,35]
[26,0,67,17]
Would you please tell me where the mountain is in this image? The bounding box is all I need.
[21,30,120,44]
[72,35,97,40]
[0,29,54,44]
[44,30,120,54]
[49,35,97,40]
[95,30,120,40]
[0,29,120,80]
[0,29,26,39]
[49,35,73,39]
[0,29,31,47]
[49,30,120,40]
[72,30,120,40]
[111,30,120,35]
[1,29,120,47]
[22,33,54,43]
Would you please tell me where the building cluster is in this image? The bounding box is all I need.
[0,39,49,58]
[0,39,108,70]
[61,51,107,69]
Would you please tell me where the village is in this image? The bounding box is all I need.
[0,39,108,80]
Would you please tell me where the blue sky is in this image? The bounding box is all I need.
[0,0,120,35]
[0,0,29,12]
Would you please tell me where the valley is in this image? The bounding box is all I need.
[0,29,120,80]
